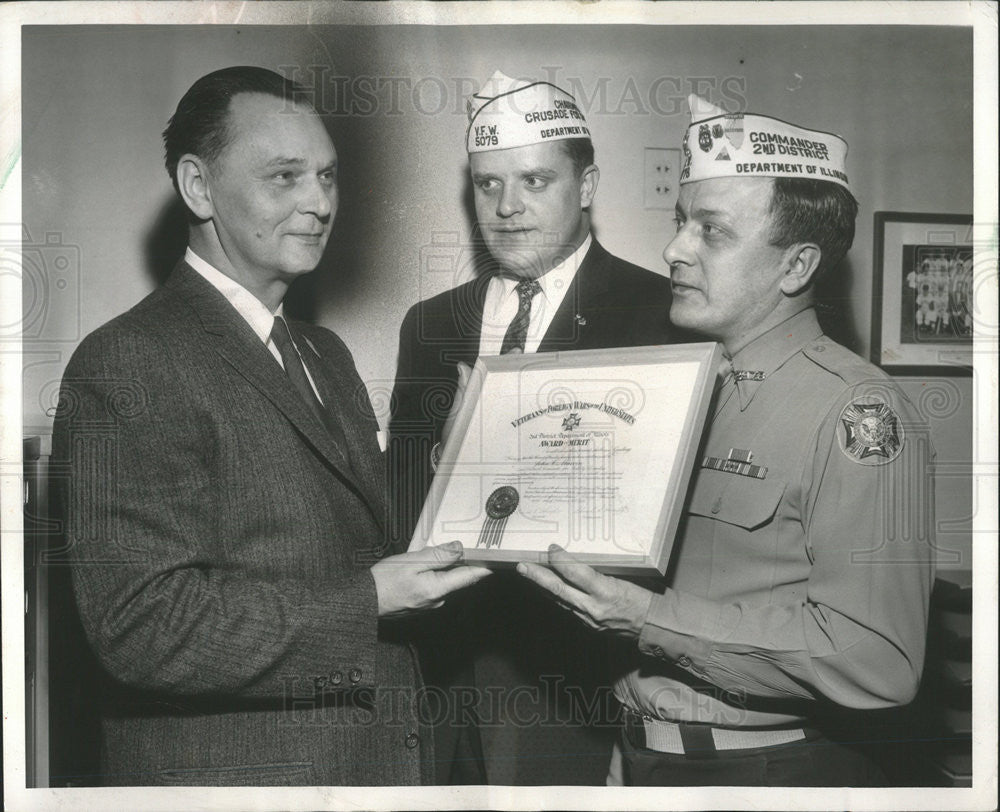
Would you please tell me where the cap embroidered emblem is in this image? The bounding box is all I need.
[679,94,851,190]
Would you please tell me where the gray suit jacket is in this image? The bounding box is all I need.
[52,261,431,786]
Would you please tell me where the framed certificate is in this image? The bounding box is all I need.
[409,343,722,575]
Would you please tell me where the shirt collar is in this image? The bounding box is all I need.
[728,308,823,411]
[496,233,592,301]
[184,247,281,344]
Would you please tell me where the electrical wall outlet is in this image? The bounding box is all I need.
[643,147,681,210]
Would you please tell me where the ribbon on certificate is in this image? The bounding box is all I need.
[477,486,520,549]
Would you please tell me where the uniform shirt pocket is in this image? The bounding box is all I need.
[686,468,786,530]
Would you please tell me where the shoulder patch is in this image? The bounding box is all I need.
[838,398,904,465]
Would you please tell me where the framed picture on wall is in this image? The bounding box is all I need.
[871,211,973,375]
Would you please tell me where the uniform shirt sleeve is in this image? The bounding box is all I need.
[637,386,936,709]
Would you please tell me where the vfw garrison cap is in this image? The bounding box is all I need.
[680,94,851,191]
[466,70,591,153]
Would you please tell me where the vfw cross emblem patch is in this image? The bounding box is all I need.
[838,399,904,464]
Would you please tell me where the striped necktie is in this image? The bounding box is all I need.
[500,279,542,355]
[270,316,349,455]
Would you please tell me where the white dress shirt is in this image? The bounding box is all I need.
[478,234,591,357]
[184,247,323,402]
[184,249,391,451]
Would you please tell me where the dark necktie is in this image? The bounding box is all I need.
[500,279,542,355]
[270,316,349,455]
[713,355,737,419]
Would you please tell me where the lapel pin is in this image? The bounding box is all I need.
[303,336,322,357]
[574,314,587,326]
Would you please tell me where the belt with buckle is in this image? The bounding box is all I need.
[623,709,808,756]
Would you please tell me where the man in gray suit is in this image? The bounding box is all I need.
[51,66,488,786]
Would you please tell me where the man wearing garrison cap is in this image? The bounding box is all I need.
[518,96,935,786]
[389,72,682,784]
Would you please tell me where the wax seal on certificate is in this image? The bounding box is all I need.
[478,486,519,548]
[485,486,519,519]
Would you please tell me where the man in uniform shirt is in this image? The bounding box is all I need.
[51,66,489,786]
[389,72,680,784]
[518,95,935,786]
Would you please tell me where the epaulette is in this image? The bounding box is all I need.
[801,335,891,388]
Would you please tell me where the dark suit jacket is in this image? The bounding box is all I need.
[51,262,431,786]
[388,239,681,785]
[389,239,677,541]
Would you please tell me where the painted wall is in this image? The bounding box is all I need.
[21,24,974,565]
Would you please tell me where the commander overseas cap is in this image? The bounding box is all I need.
[466,70,591,153]
[680,94,850,191]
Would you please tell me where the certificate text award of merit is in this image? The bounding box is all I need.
[409,343,721,575]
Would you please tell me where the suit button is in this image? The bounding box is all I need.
[349,668,362,684]
[405,732,420,749]
[651,646,664,658]
[330,671,343,686]
[677,655,692,667]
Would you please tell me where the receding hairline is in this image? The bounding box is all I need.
[199,91,327,164]
[222,90,321,129]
